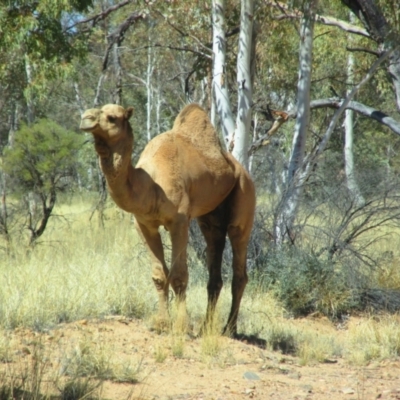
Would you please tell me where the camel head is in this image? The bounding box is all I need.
[80,104,134,158]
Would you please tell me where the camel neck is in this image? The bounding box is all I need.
[98,141,139,214]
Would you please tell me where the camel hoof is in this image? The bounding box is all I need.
[173,314,188,334]
[197,317,224,338]
[148,315,170,334]
[222,324,237,338]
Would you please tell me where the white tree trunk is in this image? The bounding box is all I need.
[24,54,35,125]
[156,77,162,135]
[112,43,122,105]
[248,112,258,174]
[388,47,400,112]
[146,32,154,142]
[73,82,86,115]
[344,13,364,206]
[93,74,105,107]
[7,103,18,147]
[232,0,254,169]
[212,0,235,148]
[274,0,317,245]
[210,91,217,128]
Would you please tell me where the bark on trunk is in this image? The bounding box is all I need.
[112,43,123,105]
[28,189,57,247]
[344,13,365,206]
[274,0,317,245]
[24,55,35,125]
[146,31,154,142]
[212,0,235,148]
[232,0,254,169]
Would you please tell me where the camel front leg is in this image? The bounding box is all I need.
[136,221,170,325]
[167,216,189,331]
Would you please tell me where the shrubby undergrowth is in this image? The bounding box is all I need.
[251,247,356,317]
[245,175,400,319]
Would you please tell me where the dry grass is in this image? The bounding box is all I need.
[0,198,155,330]
[153,345,168,363]
[200,311,225,360]
[344,315,400,365]
[61,333,141,383]
[0,323,143,398]
[1,195,400,381]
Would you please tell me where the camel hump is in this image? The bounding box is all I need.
[173,104,224,152]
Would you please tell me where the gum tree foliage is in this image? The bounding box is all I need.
[3,119,83,246]
[0,0,93,73]
[0,0,94,144]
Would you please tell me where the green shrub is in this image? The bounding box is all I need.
[253,247,356,317]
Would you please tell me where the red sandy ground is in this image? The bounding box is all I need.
[4,317,400,400]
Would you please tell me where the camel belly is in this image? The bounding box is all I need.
[188,173,236,218]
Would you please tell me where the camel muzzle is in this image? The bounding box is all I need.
[80,119,97,132]
[80,109,101,132]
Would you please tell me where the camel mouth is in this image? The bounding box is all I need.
[80,115,98,132]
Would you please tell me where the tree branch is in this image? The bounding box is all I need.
[102,11,144,71]
[266,0,370,38]
[304,49,395,173]
[248,109,289,155]
[346,46,380,56]
[154,9,213,55]
[154,9,240,56]
[147,44,211,59]
[290,97,400,136]
[66,0,132,31]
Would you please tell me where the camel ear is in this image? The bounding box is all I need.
[125,107,134,120]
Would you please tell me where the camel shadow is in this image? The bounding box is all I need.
[233,333,267,349]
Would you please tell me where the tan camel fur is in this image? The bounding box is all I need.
[80,103,255,335]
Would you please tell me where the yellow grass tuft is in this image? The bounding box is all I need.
[345,316,400,365]
[153,345,168,363]
[200,309,225,359]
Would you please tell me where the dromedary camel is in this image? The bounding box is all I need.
[80,103,255,335]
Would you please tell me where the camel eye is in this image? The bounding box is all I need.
[107,115,116,123]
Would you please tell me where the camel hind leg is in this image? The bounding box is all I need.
[197,205,228,329]
[224,174,255,336]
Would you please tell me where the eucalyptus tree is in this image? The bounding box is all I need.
[263,0,400,245]
[343,12,364,207]
[212,0,254,169]
[212,0,236,148]
[273,0,317,245]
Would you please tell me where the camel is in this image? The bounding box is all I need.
[79,103,255,336]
